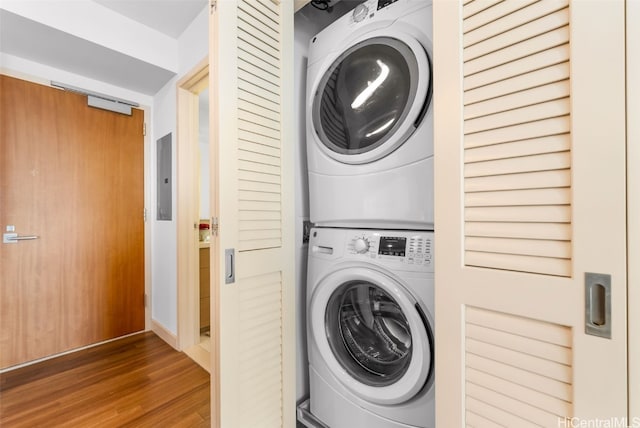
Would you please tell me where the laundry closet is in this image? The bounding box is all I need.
[294,1,435,427]
[292,0,637,426]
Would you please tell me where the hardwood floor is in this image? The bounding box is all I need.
[0,332,210,427]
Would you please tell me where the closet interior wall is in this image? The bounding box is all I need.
[293,0,365,404]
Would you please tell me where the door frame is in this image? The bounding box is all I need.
[142,106,152,332]
[176,58,212,371]
[628,0,640,419]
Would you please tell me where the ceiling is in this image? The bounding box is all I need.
[0,0,207,96]
[0,9,176,95]
[92,0,207,38]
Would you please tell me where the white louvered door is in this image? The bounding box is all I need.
[210,0,295,427]
[434,1,627,426]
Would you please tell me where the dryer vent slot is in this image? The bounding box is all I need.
[313,246,334,255]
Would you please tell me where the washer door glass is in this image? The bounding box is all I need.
[312,37,422,156]
[325,280,412,387]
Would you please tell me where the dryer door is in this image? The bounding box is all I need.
[310,266,433,405]
[310,34,431,165]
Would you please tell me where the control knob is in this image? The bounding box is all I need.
[352,4,369,22]
[354,238,370,254]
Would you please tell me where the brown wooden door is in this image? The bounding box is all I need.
[0,75,145,369]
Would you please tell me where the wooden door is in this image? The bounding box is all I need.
[0,75,145,369]
[209,0,295,426]
[434,1,627,425]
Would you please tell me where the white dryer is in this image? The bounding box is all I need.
[307,227,434,428]
[306,0,433,230]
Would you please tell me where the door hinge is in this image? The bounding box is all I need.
[143,122,146,136]
[210,0,217,13]
[211,217,219,236]
[144,208,148,222]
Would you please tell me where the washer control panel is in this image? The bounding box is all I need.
[377,0,399,10]
[347,231,432,266]
[406,235,432,266]
[379,236,406,257]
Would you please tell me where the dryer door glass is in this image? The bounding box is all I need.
[325,280,412,386]
[312,37,424,156]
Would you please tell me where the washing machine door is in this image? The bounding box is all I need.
[310,33,432,165]
[310,265,433,405]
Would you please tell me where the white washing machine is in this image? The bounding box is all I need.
[306,0,433,230]
[307,227,434,428]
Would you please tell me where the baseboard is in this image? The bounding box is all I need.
[0,330,143,373]
[183,344,211,373]
[151,319,179,350]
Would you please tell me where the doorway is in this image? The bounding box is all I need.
[176,59,213,371]
[0,74,146,369]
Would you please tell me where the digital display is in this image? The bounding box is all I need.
[377,0,398,10]
[378,237,406,256]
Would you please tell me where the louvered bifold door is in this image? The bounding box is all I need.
[210,1,295,427]
[463,0,573,277]
[434,1,627,426]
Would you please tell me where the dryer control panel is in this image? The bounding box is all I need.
[347,231,432,266]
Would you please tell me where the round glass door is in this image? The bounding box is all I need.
[325,280,413,387]
[310,266,432,404]
[312,36,427,158]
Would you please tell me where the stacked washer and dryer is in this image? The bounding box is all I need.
[304,1,435,427]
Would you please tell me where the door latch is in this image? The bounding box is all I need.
[585,272,612,339]
[225,248,235,284]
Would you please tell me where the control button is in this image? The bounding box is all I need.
[352,3,369,22]
[354,238,370,254]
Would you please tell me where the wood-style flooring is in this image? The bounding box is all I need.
[0,332,210,427]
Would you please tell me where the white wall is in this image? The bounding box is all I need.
[150,78,178,332]
[0,53,152,106]
[151,6,208,334]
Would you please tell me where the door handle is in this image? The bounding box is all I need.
[225,248,235,284]
[585,272,611,339]
[3,233,39,244]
